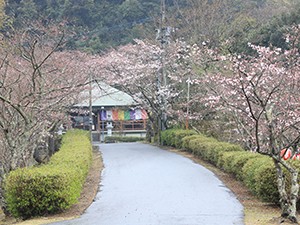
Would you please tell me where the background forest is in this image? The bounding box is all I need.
[2,0,300,53]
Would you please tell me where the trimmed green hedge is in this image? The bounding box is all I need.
[161,129,197,148]
[254,160,279,203]
[5,130,92,219]
[182,135,201,151]
[185,135,243,165]
[161,129,300,205]
[161,129,243,167]
[218,151,262,181]
[104,136,145,143]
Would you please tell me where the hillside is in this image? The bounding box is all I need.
[3,0,300,53]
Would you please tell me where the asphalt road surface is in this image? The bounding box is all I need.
[50,142,244,225]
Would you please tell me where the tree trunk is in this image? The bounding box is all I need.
[0,174,9,215]
[274,159,299,223]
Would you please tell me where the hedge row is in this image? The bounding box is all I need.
[4,129,93,219]
[104,136,145,143]
[161,129,300,205]
[161,129,197,148]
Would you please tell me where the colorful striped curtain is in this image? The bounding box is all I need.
[142,109,148,119]
[100,110,107,121]
[130,110,135,120]
[112,109,118,120]
[118,110,125,120]
[135,109,142,120]
[106,110,113,121]
[102,108,148,121]
[124,110,130,120]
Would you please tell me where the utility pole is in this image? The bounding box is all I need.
[156,0,171,135]
[89,74,93,142]
[186,77,190,129]
[160,0,167,87]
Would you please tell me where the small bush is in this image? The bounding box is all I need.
[188,135,216,158]
[182,135,202,152]
[173,130,197,149]
[5,129,92,219]
[161,129,175,146]
[206,141,243,165]
[161,129,197,148]
[192,140,218,162]
[242,157,270,195]
[254,160,279,203]
[218,151,239,173]
[228,152,262,181]
[188,137,243,166]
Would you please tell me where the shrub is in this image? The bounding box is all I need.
[242,157,270,195]
[181,135,202,152]
[161,129,197,148]
[173,130,197,149]
[218,151,239,173]
[205,141,243,165]
[228,152,262,181]
[188,135,216,158]
[191,139,219,162]
[161,129,175,146]
[254,160,279,203]
[5,129,92,219]
[188,137,243,166]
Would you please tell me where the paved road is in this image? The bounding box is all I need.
[51,142,244,225]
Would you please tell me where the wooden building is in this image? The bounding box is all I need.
[71,82,147,141]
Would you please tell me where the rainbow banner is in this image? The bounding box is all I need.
[130,110,135,120]
[142,109,147,119]
[135,109,142,120]
[118,110,125,120]
[112,109,118,120]
[100,110,106,120]
[106,110,113,120]
[100,109,148,121]
[124,110,130,120]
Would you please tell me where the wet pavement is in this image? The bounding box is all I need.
[50,142,244,225]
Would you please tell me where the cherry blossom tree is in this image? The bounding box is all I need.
[203,25,300,222]
[167,40,221,130]
[97,39,217,141]
[97,39,166,141]
[0,24,92,212]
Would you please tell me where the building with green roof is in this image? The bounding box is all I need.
[71,82,147,141]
